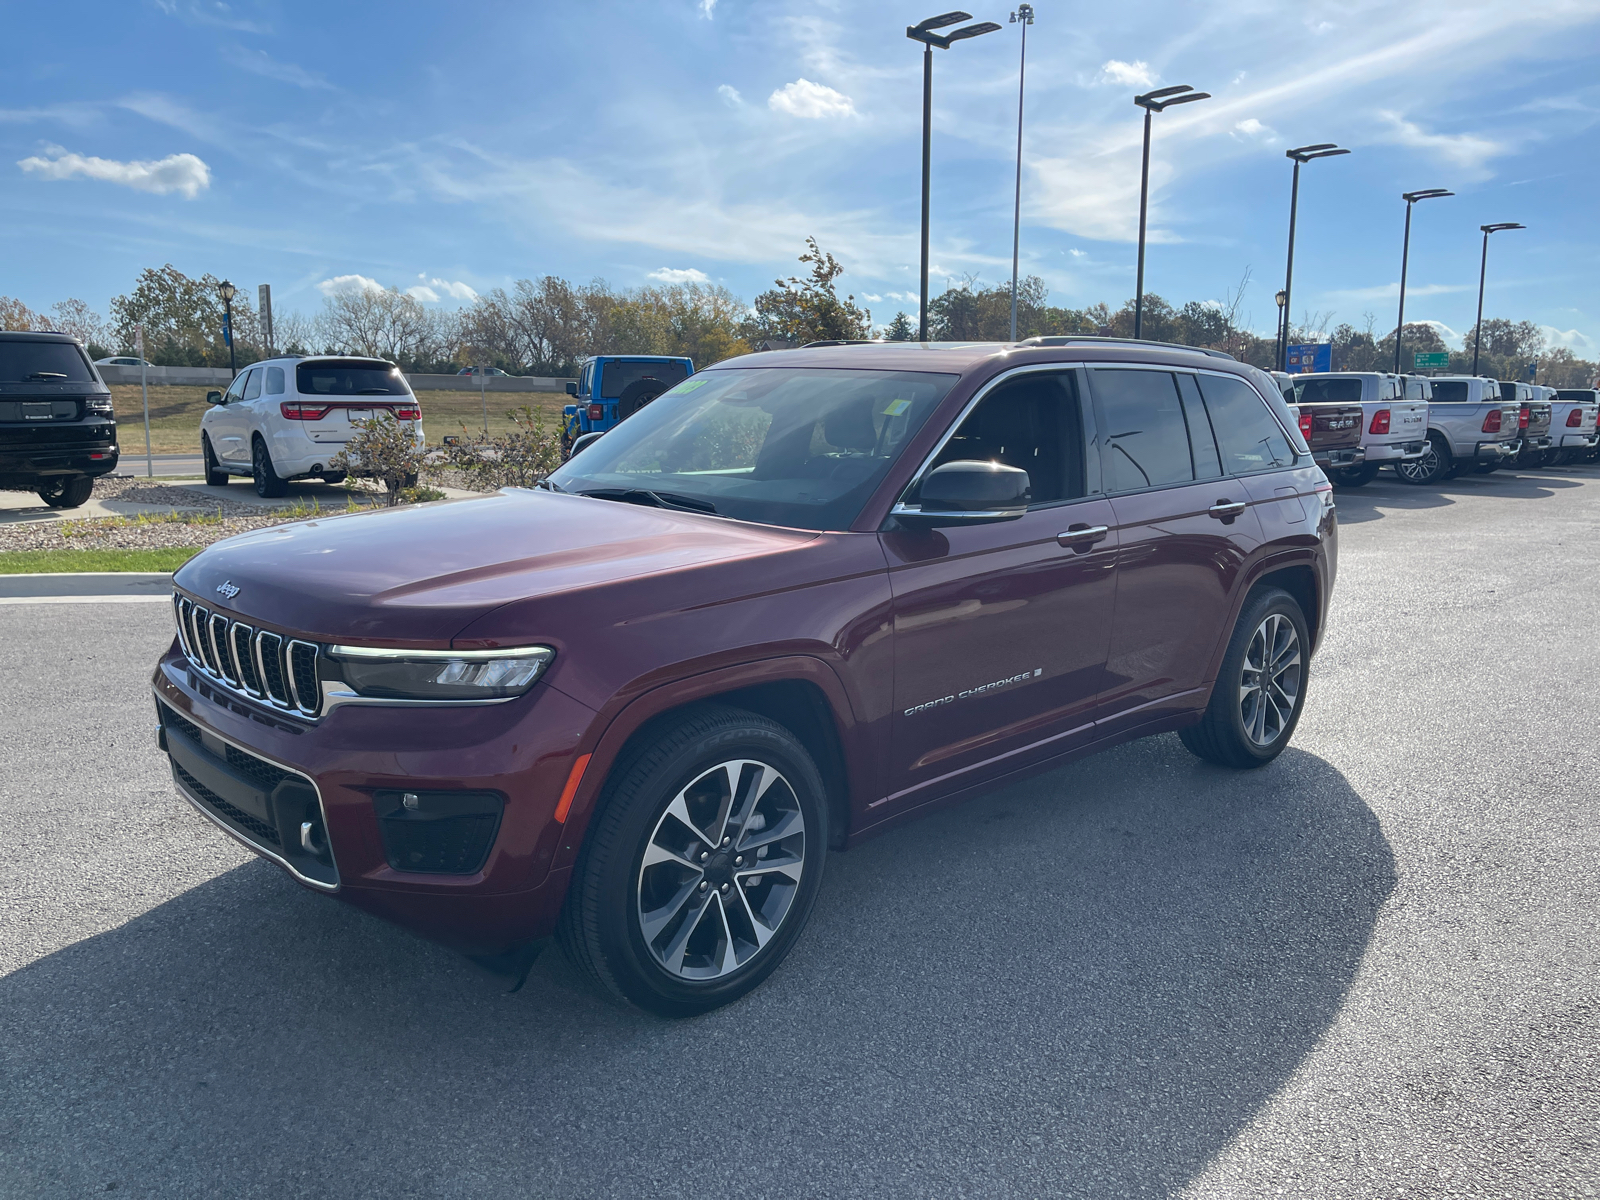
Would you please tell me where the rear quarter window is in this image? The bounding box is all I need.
[1197,373,1298,474]
[266,366,285,395]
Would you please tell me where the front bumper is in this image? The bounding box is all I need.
[153,646,595,954]
[1312,446,1365,468]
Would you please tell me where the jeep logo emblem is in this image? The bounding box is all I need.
[215,581,241,599]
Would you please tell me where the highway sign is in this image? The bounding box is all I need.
[1413,351,1449,369]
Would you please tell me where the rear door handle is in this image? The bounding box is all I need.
[1057,524,1109,551]
[1208,500,1248,522]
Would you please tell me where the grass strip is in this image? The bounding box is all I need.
[0,547,204,574]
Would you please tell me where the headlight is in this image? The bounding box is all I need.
[327,645,553,701]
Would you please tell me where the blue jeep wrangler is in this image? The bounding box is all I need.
[562,355,694,456]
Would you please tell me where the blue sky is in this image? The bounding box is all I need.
[3,0,1598,352]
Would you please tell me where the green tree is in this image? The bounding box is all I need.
[110,265,260,366]
[882,311,916,341]
[742,237,872,346]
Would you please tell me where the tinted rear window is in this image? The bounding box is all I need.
[599,360,689,398]
[1556,390,1597,402]
[296,361,411,396]
[1293,377,1363,404]
[1430,381,1469,403]
[0,341,95,384]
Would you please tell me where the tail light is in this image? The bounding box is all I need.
[392,405,421,421]
[1298,412,1314,440]
[1519,404,1530,429]
[1369,408,1391,435]
[588,404,605,421]
[1567,407,1584,427]
[280,402,331,420]
[1482,410,1502,433]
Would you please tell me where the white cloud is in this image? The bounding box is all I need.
[860,293,882,302]
[1231,118,1277,142]
[698,0,716,17]
[406,285,440,302]
[768,79,857,120]
[317,274,385,296]
[16,145,210,197]
[1373,111,1504,174]
[717,84,743,108]
[1068,249,1087,258]
[1097,60,1155,88]
[427,277,478,300]
[222,45,334,90]
[648,267,710,283]
[1541,325,1595,352]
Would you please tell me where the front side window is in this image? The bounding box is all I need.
[924,371,1084,505]
[296,360,411,397]
[266,366,286,395]
[1091,369,1196,492]
[548,367,956,531]
[1197,373,1298,474]
[223,372,249,402]
[242,369,262,401]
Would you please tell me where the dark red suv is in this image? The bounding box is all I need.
[155,339,1336,1015]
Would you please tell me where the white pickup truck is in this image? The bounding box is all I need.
[1552,388,1600,464]
[1398,375,1522,483]
[1286,372,1429,486]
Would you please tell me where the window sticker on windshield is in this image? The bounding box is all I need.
[882,399,912,416]
[673,377,712,393]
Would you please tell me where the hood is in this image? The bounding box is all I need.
[174,490,818,646]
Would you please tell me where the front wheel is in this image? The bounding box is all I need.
[1395,433,1451,485]
[1329,463,1378,488]
[252,436,288,498]
[37,476,94,508]
[1179,587,1309,769]
[202,434,229,487]
[558,705,829,1017]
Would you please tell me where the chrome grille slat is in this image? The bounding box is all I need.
[171,594,320,718]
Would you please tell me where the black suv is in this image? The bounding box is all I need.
[0,331,119,507]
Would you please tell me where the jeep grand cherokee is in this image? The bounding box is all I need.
[0,330,118,506]
[153,339,1336,1015]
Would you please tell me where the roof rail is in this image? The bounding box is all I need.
[801,339,883,348]
[1016,335,1237,361]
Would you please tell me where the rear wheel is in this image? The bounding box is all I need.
[252,435,288,498]
[202,434,229,487]
[1329,463,1378,487]
[1395,432,1451,485]
[1179,587,1308,769]
[37,476,94,509]
[558,705,828,1017]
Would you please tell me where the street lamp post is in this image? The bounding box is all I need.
[1007,4,1034,341]
[1277,144,1350,371]
[1471,223,1526,376]
[907,11,1001,342]
[217,279,237,378]
[1393,188,1453,374]
[1133,84,1210,340]
[1274,289,1288,371]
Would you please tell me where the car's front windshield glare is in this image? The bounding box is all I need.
[548,367,958,531]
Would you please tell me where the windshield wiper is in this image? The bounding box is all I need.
[24,372,68,381]
[354,388,394,395]
[577,487,717,515]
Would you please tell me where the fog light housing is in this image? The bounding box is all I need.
[372,789,504,874]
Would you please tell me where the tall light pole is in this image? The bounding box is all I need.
[1471,222,1525,376]
[1393,188,1452,374]
[1007,4,1034,341]
[1133,84,1210,340]
[217,279,237,378]
[1278,143,1350,371]
[908,11,1001,342]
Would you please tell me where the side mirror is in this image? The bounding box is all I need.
[565,381,579,396]
[897,460,1030,526]
[206,390,224,405]
[569,430,606,458]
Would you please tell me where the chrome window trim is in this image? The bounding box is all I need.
[154,688,339,893]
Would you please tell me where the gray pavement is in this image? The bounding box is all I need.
[1,465,1598,1198]
[0,572,171,604]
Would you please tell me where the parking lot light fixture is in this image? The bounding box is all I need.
[1471,222,1526,376]
[908,11,1002,342]
[1275,289,1288,368]
[1007,4,1035,342]
[1278,143,1351,371]
[217,279,237,378]
[1394,189,1454,374]
[1132,85,1211,340]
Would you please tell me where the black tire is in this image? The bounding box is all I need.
[1329,463,1378,488]
[1179,586,1309,770]
[1395,432,1451,485]
[252,435,288,498]
[401,472,419,489]
[319,471,347,485]
[202,434,230,487]
[558,705,829,1017]
[37,476,94,509]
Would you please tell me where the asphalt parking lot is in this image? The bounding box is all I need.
[2,466,1598,1199]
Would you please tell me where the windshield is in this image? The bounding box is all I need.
[1292,377,1363,404]
[296,361,412,396]
[548,367,957,531]
[0,341,96,383]
[599,359,689,398]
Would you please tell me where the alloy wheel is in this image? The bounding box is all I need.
[636,759,807,981]
[1238,613,1301,747]
[1396,440,1440,484]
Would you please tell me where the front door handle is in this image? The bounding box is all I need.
[1057,524,1109,551]
[1208,500,1248,523]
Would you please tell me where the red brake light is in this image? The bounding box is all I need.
[1482,409,1502,433]
[1369,408,1391,435]
[588,404,605,421]
[1567,407,1584,427]
[1297,412,1314,440]
[280,402,330,420]
[1519,404,1530,429]
[392,405,421,421]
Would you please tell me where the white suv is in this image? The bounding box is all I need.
[201,356,425,497]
